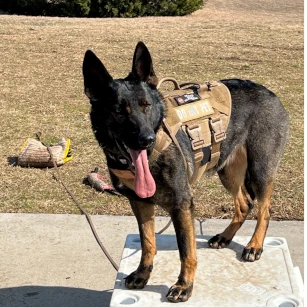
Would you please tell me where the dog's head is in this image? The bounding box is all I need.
[82,42,164,198]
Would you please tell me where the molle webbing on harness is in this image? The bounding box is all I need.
[156,77,232,184]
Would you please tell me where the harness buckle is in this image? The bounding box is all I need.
[186,125,204,150]
[209,118,226,143]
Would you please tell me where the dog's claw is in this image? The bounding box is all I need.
[125,271,149,289]
[242,247,263,262]
[166,283,193,303]
[208,234,232,249]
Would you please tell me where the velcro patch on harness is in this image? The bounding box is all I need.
[175,99,215,123]
[174,92,200,105]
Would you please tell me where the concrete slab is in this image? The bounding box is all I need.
[0,214,303,307]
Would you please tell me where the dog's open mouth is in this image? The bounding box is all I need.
[129,149,156,198]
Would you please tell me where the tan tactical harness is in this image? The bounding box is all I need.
[110,77,232,190]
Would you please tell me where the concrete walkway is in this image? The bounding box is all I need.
[0,214,303,307]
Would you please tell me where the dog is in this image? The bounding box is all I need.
[82,41,289,303]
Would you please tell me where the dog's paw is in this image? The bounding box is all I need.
[166,283,193,303]
[208,234,232,249]
[125,271,149,289]
[242,247,263,262]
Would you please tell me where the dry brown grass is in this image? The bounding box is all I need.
[0,0,303,220]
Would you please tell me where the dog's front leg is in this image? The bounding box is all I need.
[167,200,197,303]
[125,201,156,289]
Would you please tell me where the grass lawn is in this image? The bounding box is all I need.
[0,0,303,220]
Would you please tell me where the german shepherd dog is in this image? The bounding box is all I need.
[82,42,289,302]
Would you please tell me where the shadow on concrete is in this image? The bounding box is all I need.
[154,234,246,261]
[0,285,112,307]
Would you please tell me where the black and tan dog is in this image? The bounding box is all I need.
[82,42,289,302]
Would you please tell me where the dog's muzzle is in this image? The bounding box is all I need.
[138,132,155,149]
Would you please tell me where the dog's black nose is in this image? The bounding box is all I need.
[138,133,156,149]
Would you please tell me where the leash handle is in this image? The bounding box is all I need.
[157,77,181,90]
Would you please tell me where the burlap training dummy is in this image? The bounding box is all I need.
[18,138,72,168]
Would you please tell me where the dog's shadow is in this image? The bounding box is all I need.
[124,234,246,261]
[197,235,246,262]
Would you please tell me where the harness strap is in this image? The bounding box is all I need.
[149,126,172,162]
[162,119,190,178]
[209,113,226,143]
[109,168,135,191]
[210,99,230,116]
[184,119,211,184]
[207,142,221,169]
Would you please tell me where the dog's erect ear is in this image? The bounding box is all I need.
[82,50,113,101]
[131,41,158,87]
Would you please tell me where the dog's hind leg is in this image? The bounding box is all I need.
[208,145,254,248]
[242,180,273,261]
[125,201,156,289]
[166,199,197,303]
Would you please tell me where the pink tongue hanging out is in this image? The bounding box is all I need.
[129,149,156,198]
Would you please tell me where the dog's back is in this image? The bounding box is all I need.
[219,79,289,173]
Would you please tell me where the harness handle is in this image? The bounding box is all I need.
[157,77,181,90]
